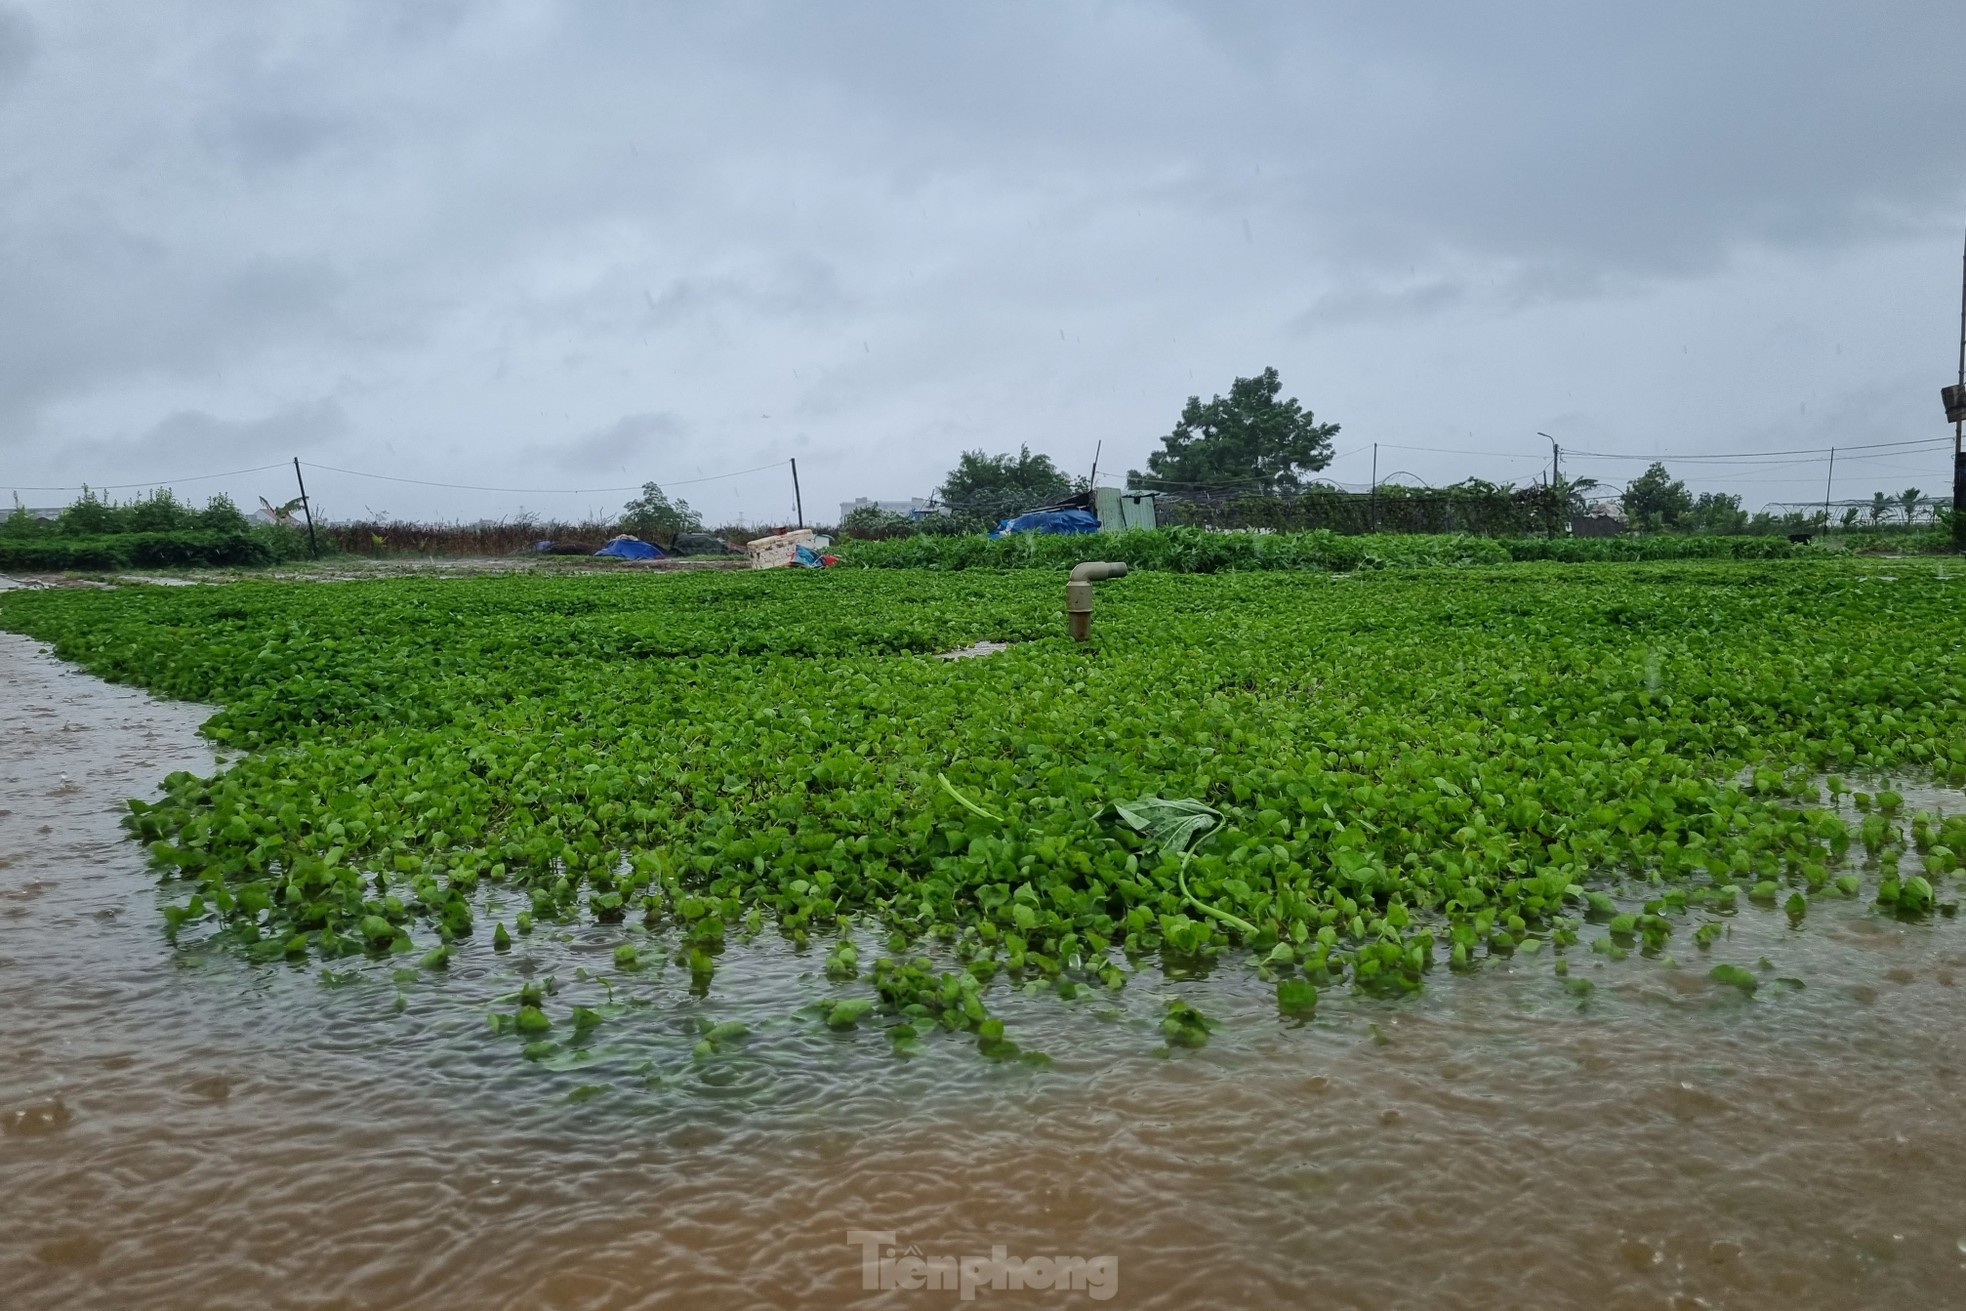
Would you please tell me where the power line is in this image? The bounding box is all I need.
[1129,467,1389,491]
[1564,437,1951,463]
[1126,473,1293,491]
[1373,442,1549,459]
[1575,457,1835,474]
[6,457,794,497]
[1769,496,1949,507]
[297,458,790,494]
[1842,459,1954,476]
[2,461,291,493]
[1123,442,1493,493]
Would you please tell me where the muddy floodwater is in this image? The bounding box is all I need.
[4,628,1966,1311]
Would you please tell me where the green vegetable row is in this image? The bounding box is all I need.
[835,526,1831,572]
[3,560,1962,1061]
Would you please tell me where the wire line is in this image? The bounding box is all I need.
[298,459,789,494]
[1564,437,1950,462]
[2,462,291,493]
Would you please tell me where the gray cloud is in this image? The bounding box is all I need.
[642,258,852,334]
[0,6,32,99]
[29,399,349,501]
[0,1,1960,521]
[203,107,349,173]
[539,411,686,474]
[1293,280,1468,330]
[123,399,345,465]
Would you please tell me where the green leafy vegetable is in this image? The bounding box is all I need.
[1276,979,1318,1016]
[1161,999,1216,1048]
[4,558,1964,1070]
[826,999,874,1030]
[937,773,1003,824]
[1112,796,1222,856]
[1709,964,1758,995]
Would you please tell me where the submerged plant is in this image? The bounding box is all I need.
[1,560,1962,1068]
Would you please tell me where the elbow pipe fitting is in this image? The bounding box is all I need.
[1066,561,1128,642]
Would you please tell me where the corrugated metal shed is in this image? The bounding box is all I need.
[1092,488,1158,532]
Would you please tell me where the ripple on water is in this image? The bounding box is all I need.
[5,630,1966,1310]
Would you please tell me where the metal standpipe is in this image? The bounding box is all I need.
[1066,561,1128,642]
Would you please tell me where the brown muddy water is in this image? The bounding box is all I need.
[4,630,1966,1311]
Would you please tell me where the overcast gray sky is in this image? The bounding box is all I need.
[3,1,1963,525]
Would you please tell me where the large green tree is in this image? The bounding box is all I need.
[1620,462,1693,530]
[935,446,1076,526]
[1129,367,1338,494]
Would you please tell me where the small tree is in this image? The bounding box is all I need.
[1867,491,1889,528]
[196,493,251,533]
[58,487,121,535]
[1687,491,1747,535]
[620,482,702,538]
[839,503,919,540]
[1130,367,1337,495]
[1898,487,1923,525]
[258,496,304,525]
[935,447,1076,528]
[1557,475,1603,517]
[124,488,195,534]
[1620,463,1693,531]
[3,493,49,538]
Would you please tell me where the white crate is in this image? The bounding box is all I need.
[745,528,816,569]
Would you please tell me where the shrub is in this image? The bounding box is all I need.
[0,530,283,571]
[839,504,923,540]
[835,527,1812,572]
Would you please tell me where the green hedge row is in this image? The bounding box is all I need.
[835,526,1818,573]
[1502,534,1801,563]
[0,530,290,571]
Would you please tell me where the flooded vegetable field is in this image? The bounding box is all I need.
[6,624,1966,1310]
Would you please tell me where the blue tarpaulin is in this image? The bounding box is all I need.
[594,536,664,560]
[989,508,1101,537]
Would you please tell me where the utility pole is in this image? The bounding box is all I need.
[1538,432,1560,537]
[789,458,803,529]
[1954,228,1965,546]
[292,458,319,559]
[1822,446,1836,534]
[1369,443,1378,533]
[1088,439,1102,489]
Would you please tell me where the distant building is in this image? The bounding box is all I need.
[1570,500,1627,537]
[838,497,943,522]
